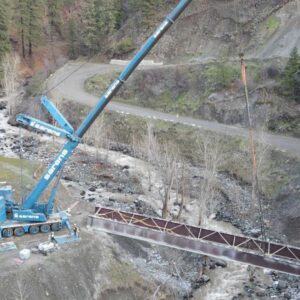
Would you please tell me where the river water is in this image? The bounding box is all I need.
[194,220,251,300]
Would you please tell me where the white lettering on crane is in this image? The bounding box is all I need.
[14,213,39,219]
[44,149,69,180]
[153,20,169,39]
[30,121,61,137]
[104,80,120,99]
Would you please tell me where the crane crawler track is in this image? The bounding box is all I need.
[89,207,300,276]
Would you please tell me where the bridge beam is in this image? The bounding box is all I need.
[89,207,300,276]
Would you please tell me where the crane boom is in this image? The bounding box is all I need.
[21,0,192,210]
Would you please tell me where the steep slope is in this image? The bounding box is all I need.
[112,0,299,62]
[5,0,300,76]
[255,0,300,58]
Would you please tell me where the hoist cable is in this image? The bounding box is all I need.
[233,1,267,246]
[18,126,25,205]
[43,57,95,95]
[240,54,267,247]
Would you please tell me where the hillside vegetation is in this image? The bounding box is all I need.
[86,53,300,136]
[0,0,299,136]
[1,1,299,68]
[0,0,165,63]
[0,3,300,298]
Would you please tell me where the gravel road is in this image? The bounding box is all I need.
[47,62,300,157]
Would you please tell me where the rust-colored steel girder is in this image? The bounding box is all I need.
[89,207,300,276]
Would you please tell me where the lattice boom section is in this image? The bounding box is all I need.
[94,207,300,264]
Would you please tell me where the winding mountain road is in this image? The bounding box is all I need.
[48,62,300,156]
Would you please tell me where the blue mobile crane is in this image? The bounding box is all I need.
[0,0,192,239]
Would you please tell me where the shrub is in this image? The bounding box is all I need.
[206,63,239,89]
[265,16,279,30]
[114,37,136,56]
[26,71,47,97]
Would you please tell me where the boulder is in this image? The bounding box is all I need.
[276,280,288,290]
[193,274,210,288]
[215,259,227,268]
[88,186,96,192]
[19,249,31,260]
[0,101,7,110]
[255,287,267,297]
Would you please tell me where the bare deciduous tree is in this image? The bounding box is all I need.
[255,128,271,184]
[225,122,271,230]
[176,160,187,220]
[196,134,223,225]
[252,126,271,235]
[1,53,19,115]
[158,142,180,219]
[138,123,188,219]
[12,274,31,300]
[83,115,110,161]
[140,122,161,192]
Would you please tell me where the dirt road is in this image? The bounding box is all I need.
[48,62,300,157]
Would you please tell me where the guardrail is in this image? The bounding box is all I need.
[110,59,163,66]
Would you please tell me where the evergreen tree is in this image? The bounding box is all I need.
[26,0,44,56]
[293,69,300,102]
[47,0,63,36]
[15,0,44,57]
[0,0,10,60]
[15,0,27,58]
[67,18,78,59]
[96,0,121,35]
[129,0,163,27]
[82,0,99,55]
[281,47,300,102]
[82,0,121,56]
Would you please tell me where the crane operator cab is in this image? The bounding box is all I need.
[0,185,14,222]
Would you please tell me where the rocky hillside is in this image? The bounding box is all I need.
[80,0,300,137]
[111,0,300,62]
[1,0,299,78]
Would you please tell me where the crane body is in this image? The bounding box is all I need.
[0,0,192,238]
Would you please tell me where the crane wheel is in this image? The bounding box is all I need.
[14,227,25,237]
[51,223,62,232]
[2,228,13,238]
[40,224,50,233]
[29,226,39,235]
